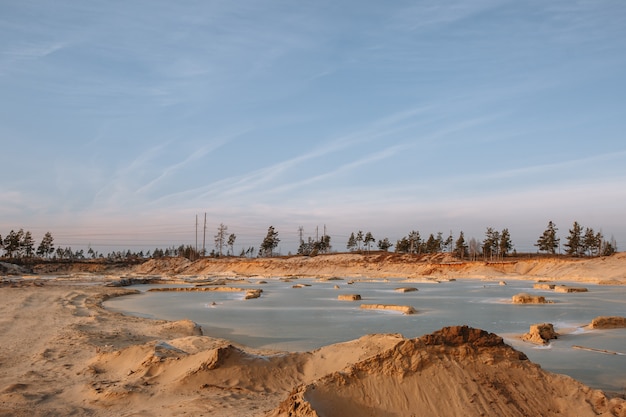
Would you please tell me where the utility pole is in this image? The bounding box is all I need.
[298,226,304,245]
[203,213,206,256]
[195,214,198,254]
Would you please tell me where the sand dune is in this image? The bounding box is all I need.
[269,326,624,417]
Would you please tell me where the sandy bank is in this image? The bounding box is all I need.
[130,252,626,284]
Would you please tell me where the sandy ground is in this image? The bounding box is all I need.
[132,251,626,284]
[1,254,625,416]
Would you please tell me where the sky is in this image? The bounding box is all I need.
[1,0,626,255]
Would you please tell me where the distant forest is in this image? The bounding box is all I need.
[0,220,617,262]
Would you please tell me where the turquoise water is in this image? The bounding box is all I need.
[104,278,626,393]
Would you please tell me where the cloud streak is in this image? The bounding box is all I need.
[2,1,625,253]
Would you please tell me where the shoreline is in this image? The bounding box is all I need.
[5,251,626,286]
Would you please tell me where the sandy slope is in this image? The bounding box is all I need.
[133,252,626,283]
[270,327,625,417]
[1,254,626,416]
[0,281,407,416]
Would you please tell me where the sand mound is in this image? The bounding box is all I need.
[84,331,406,413]
[269,326,625,417]
[555,285,589,293]
[337,294,361,301]
[589,316,626,329]
[360,303,416,314]
[512,292,551,304]
[522,323,559,345]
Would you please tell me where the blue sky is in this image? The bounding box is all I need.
[1,1,625,255]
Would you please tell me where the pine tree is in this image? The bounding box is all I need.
[214,223,228,256]
[395,237,409,253]
[260,226,280,257]
[425,233,438,253]
[535,221,559,254]
[601,236,617,256]
[346,232,357,252]
[483,227,500,260]
[377,238,392,252]
[408,230,421,254]
[582,227,596,256]
[37,232,54,258]
[454,231,468,259]
[315,234,331,254]
[3,229,23,258]
[499,228,513,258]
[356,231,364,251]
[227,233,237,256]
[22,231,35,257]
[444,232,454,253]
[564,221,583,256]
[363,232,375,253]
[435,232,444,253]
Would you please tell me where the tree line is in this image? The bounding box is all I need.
[534,220,616,256]
[342,228,512,261]
[1,229,55,258]
[0,220,617,262]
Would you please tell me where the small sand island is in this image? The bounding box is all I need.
[588,316,626,329]
[395,286,418,293]
[512,292,553,304]
[522,323,559,345]
[360,303,417,314]
[1,252,626,417]
[148,286,263,299]
[554,285,589,293]
[338,294,361,301]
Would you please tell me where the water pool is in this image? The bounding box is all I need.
[104,278,626,393]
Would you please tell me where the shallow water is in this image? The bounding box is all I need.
[104,278,626,393]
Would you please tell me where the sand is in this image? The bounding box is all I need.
[130,251,626,283]
[1,253,626,416]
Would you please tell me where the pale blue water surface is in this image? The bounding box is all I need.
[104,278,626,393]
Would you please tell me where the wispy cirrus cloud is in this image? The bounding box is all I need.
[0,41,67,75]
[156,105,436,202]
[389,0,505,32]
